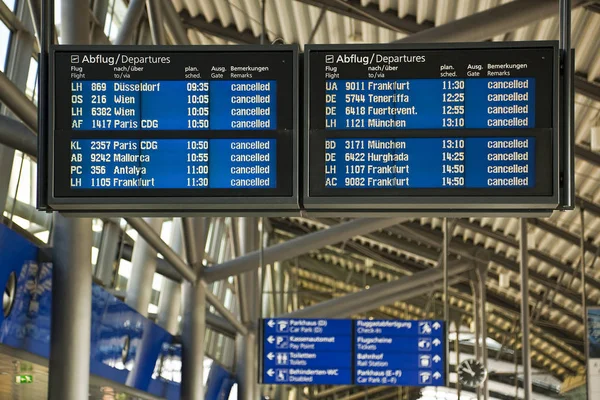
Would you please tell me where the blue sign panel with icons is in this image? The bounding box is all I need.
[260,319,446,386]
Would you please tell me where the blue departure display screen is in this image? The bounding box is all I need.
[71,138,275,189]
[325,137,534,189]
[307,46,555,199]
[72,80,275,131]
[325,78,534,130]
[52,49,295,199]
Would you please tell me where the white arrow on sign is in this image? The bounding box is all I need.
[268,320,275,328]
[267,336,275,344]
[433,372,442,379]
[267,369,275,377]
[433,355,441,363]
[433,322,441,330]
[267,352,274,360]
[433,338,441,346]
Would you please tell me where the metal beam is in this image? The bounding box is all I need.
[575,143,600,166]
[146,0,165,45]
[0,70,38,131]
[163,0,190,44]
[180,10,260,44]
[206,312,236,339]
[575,74,600,102]
[527,217,599,255]
[94,220,120,287]
[295,0,432,34]
[458,218,600,292]
[125,217,196,282]
[204,217,408,283]
[394,223,587,304]
[395,0,588,43]
[283,260,472,319]
[115,0,146,45]
[577,196,600,218]
[157,218,184,335]
[126,218,163,316]
[203,283,248,336]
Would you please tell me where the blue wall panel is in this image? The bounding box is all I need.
[0,224,181,399]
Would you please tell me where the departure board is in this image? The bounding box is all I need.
[46,46,298,213]
[304,42,559,213]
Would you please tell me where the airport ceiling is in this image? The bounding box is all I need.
[166,0,600,385]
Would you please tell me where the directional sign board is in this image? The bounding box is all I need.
[261,318,353,385]
[303,42,560,214]
[42,45,298,214]
[259,318,446,386]
[354,320,445,386]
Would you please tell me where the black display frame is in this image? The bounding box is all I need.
[44,45,299,214]
[302,41,560,214]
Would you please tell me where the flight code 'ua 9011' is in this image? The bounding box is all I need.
[324,78,534,130]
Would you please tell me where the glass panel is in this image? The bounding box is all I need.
[25,58,38,103]
[0,21,10,72]
[2,0,16,12]
[104,0,128,42]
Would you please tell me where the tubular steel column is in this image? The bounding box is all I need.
[126,218,163,316]
[236,217,260,400]
[48,0,92,398]
[519,218,533,400]
[94,220,121,287]
[115,0,146,45]
[471,270,481,400]
[181,217,208,400]
[146,0,165,45]
[157,218,184,335]
[48,215,93,400]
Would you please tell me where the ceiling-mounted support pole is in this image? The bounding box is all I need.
[260,0,266,44]
[47,0,93,397]
[146,0,165,45]
[114,0,145,45]
[476,263,489,400]
[442,217,450,387]
[163,0,190,45]
[560,0,575,209]
[580,207,589,399]
[519,218,532,400]
[470,269,481,400]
